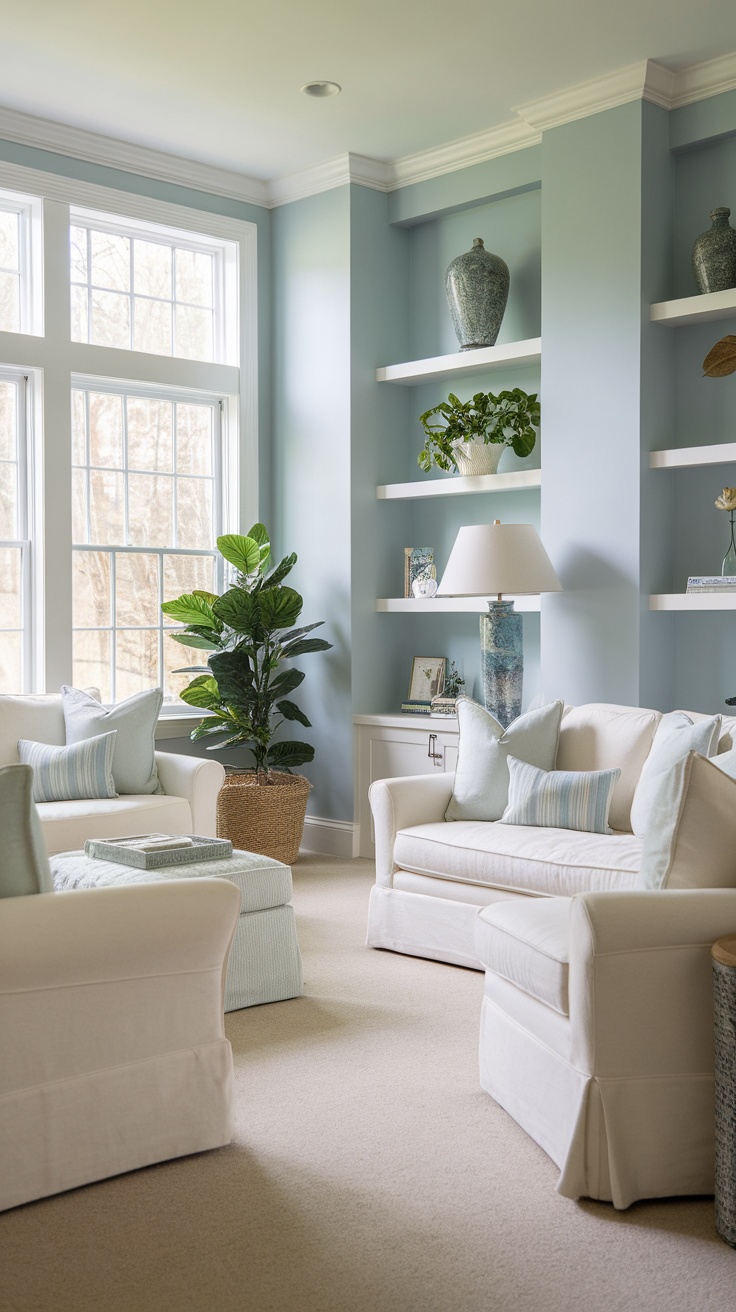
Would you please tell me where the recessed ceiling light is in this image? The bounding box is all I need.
[301,81,342,98]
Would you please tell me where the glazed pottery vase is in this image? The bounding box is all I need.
[480,599,522,729]
[723,511,736,577]
[692,208,736,294]
[445,238,509,350]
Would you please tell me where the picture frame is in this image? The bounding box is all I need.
[407,656,446,702]
[404,547,435,599]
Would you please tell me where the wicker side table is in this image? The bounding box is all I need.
[712,934,736,1246]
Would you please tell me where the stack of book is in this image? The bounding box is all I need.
[401,699,433,715]
[686,576,736,593]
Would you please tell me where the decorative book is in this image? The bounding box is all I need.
[686,576,736,593]
[84,833,234,869]
[401,700,433,715]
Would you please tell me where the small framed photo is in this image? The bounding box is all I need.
[408,656,446,702]
[404,547,435,598]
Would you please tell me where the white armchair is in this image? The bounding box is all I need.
[0,877,240,1211]
[475,888,736,1209]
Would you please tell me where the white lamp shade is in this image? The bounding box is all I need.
[437,522,562,597]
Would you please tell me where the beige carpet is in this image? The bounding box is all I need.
[2,857,734,1312]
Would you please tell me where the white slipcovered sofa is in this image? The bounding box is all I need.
[367,700,736,968]
[368,698,736,1207]
[0,693,225,854]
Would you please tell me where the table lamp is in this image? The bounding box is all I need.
[437,520,561,727]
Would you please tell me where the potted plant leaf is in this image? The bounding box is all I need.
[418,387,540,477]
[161,523,331,863]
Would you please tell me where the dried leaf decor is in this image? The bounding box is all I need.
[703,336,736,377]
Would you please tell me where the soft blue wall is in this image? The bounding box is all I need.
[540,103,648,706]
[270,186,353,821]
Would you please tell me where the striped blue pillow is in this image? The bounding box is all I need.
[18,732,118,803]
[501,755,621,834]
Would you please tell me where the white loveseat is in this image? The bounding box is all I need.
[368,698,736,1207]
[0,693,225,854]
[367,700,736,968]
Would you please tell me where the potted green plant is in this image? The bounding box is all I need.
[418,387,540,477]
[161,522,331,863]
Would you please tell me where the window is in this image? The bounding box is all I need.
[71,383,223,702]
[70,209,237,364]
[0,162,256,702]
[0,370,30,692]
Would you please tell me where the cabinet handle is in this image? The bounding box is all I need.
[427,732,443,765]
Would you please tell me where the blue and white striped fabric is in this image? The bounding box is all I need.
[18,731,118,803]
[501,755,621,834]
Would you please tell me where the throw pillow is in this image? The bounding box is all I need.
[0,764,54,897]
[18,732,118,803]
[61,685,163,795]
[501,756,621,834]
[445,697,564,822]
[629,710,722,837]
[637,751,736,890]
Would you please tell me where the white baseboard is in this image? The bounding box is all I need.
[300,815,360,859]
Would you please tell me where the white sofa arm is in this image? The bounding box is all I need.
[370,772,454,887]
[569,888,736,1077]
[155,750,225,836]
[0,879,240,1212]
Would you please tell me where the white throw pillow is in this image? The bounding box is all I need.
[445,697,564,822]
[629,711,722,837]
[637,751,736,890]
[61,685,163,795]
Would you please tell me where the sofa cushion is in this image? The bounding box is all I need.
[501,757,620,834]
[445,698,563,822]
[629,711,721,837]
[19,732,118,803]
[637,751,736,890]
[37,794,192,857]
[681,709,736,754]
[557,703,661,833]
[62,686,163,795]
[393,821,641,897]
[0,693,67,765]
[475,897,572,1015]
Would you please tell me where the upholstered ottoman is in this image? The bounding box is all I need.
[51,848,303,1012]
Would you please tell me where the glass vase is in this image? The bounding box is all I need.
[723,512,736,578]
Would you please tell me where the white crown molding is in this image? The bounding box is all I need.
[386,119,541,190]
[515,59,674,132]
[670,51,736,108]
[0,104,269,208]
[266,153,393,207]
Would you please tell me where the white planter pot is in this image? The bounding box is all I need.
[454,441,503,477]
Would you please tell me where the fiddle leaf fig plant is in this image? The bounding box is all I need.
[161,523,332,777]
[418,388,540,473]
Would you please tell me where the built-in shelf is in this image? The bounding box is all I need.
[649,593,736,611]
[650,442,736,469]
[377,468,541,500]
[376,337,541,385]
[376,596,542,614]
[650,288,736,327]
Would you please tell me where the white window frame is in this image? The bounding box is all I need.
[0,187,43,336]
[0,366,35,690]
[0,160,258,706]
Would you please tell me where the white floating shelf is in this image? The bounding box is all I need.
[377,468,541,500]
[376,596,542,614]
[650,288,736,327]
[376,337,541,385]
[649,593,736,611]
[650,443,736,469]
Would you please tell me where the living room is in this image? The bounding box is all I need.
[3,2,736,1308]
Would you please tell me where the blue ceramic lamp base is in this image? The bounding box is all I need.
[480,599,523,729]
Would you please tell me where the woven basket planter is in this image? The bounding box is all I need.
[216,771,310,865]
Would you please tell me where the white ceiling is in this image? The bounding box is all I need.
[4,0,736,184]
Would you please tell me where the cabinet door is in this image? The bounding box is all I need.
[355,722,458,857]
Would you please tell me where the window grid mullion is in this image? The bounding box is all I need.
[109,549,117,702]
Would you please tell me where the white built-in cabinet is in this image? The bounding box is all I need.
[353,713,459,857]
[649,287,736,612]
